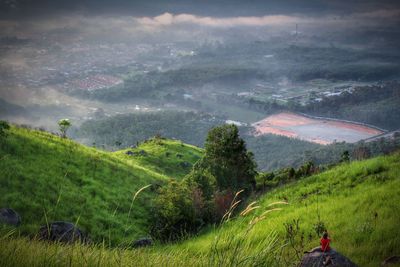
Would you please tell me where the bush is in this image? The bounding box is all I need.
[0,120,10,139]
[150,124,258,242]
[150,180,198,242]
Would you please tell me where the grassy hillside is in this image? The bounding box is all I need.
[114,139,202,180]
[0,126,202,245]
[173,152,400,266]
[1,147,399,266]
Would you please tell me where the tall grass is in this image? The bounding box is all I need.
[1,126,399,266]
[0,220,283,267]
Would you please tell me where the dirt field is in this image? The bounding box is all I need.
[252,112,383,145]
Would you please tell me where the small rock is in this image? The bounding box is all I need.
[126,151,134,156]
[38,221,89,244]
[138,150,147,156]
[300,248,357,267]
[179,161,192,168]
[382,256,400,266]
[132,237,153,248]
[0,208,21,226]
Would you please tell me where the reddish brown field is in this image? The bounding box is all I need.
[252,112,383,145]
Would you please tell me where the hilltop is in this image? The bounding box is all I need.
[0,125,202,245]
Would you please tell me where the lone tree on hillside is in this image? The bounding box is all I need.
[58,119,71,138]
[198,124,257,191]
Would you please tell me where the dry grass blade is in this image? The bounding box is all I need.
[222,200,242,222]
[133,184,152,202]
[249,208,283,225]
[249,215,266,225]
[128,184,152,218]
[234,189,245,200]
[230,200,242,210]
[221,189,245,223]
[267,201,288,207]
[260,208,282,217]
[240,201,259,216]
[240,206,260,216]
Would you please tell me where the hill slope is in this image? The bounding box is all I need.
[0,126,202,245]
[173,152,400,266]
[0,126,399,266]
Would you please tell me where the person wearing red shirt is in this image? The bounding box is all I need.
[321,231,332,265]
[304,231,333,266]
[320,231,331,252]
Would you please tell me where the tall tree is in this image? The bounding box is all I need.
[199,124,257,191]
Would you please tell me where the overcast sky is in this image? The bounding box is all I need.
[0,1,399,45]
[1,0,400,18]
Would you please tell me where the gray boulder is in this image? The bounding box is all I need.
[300,248,357,267]
[382,256,400,266]
[0,208,21,226]
[38,221,89,244]
[132,237,153,248]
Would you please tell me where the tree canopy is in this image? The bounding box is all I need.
[199,124,257,191]
[58,119,71,138]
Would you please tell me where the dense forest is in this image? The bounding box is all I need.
[246,133,400,171]
[74,110,400,171]
[74,111,224,149]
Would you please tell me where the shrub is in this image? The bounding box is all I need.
[0,120,10,138]
[150,180,198,242]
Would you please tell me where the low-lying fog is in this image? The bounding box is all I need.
[1,0,399,134]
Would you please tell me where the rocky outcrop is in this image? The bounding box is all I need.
[300,248,357,267]
[38,221,89,244]
[0,208,21,226]
[131,237,153,248]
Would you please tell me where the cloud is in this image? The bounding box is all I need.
[136,13,310,28]
[136,9,400,29]
[352,9,400,20]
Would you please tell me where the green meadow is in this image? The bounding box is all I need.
[0,126,399,266]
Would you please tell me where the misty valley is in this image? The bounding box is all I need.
[1,1,400,266]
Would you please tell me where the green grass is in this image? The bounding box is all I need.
[113,139,202,180]
[171,153,400,266]
[0,125,399,266]
[0,126,202,245]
